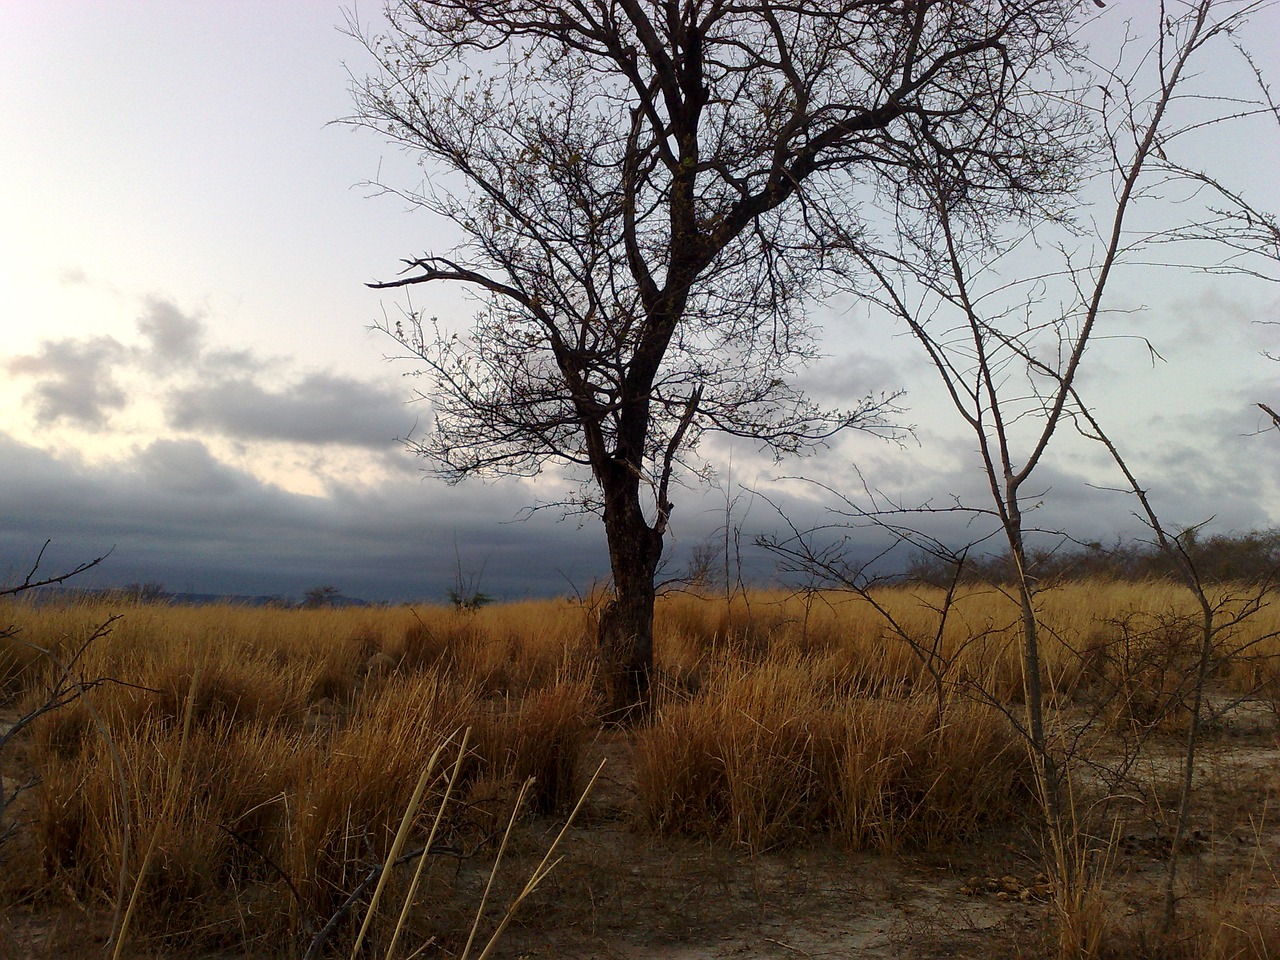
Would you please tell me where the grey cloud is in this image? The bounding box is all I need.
[136,296,205,365]
[166,371,410,448]
[201,347,269,379]
[1220,372,1280,429]
[1160,287,1276,353]
[0,431,610,601]
[1142,430,1280,531]
[133,296,263,378]
[7,335,129,426]
[12,293,409,451]
[734,398,1280,584]
[133,438,243,497]
[373,446,429,478]
[796,349,908,410]
[1,412,1273,604]
[5,296,263,433]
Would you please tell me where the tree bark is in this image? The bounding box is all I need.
[596,468,664,722]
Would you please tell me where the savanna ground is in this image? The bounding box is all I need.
[1,582,1277,959]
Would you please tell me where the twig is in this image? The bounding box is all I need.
[1,541,113,597]
[302,843,465,960]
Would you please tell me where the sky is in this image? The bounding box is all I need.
[1,2,1278,603]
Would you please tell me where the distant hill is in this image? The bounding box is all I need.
[14,586,374,609]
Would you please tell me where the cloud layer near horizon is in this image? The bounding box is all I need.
[4,291,1279,602]
[0,429,614,601]
[1,296,615,600]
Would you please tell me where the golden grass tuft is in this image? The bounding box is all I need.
[635,657,1031,850]
[476,676,599,816]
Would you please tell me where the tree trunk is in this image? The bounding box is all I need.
[597,486,664,722]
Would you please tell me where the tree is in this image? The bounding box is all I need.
[853,0,1278,839]
[760,0,1279,941]
[303,585,344,609]
[121,582,167,604]
[1262,401,1280,431]
[349,0,1092,716]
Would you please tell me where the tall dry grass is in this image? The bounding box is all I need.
[1,580,1277,953]
[654,582,1280,716]
[634,657,1032,850]
[1,598,602,954]
[6,581,1276,721]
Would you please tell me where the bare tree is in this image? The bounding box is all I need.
[1261,401,1280,430]
[302,585,344,609]
[348,0,1093,716]
[1,539,110,599]
[830,0,1272,812]
[761,0,1278,946]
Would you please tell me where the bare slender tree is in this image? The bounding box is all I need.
[348,0,1093,716]
[822,0,1275,813]
[762,0,1278,946]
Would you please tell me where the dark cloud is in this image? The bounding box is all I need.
[166,372,411,448]
[133,438,244,497]
[0,431,610,601]
[733,395,1280,584]
[1,409,1274,603]
[7,335,129,426]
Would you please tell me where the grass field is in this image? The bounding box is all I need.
[1,582,1278,958]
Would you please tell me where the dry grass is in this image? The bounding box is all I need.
[634,658,1031,850]
[1,599,603,955]
[1,580,1277,957]
[1094,878,1280,960]
[655,583,1280,711]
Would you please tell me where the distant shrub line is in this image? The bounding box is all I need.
[907,527,1280,587]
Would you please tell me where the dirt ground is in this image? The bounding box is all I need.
[487,716,1280,960]
[1,706,1277,959]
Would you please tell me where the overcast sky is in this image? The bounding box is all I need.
[1,2,1278,602]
